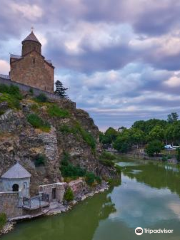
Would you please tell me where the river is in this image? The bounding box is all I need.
[2,158,180,240]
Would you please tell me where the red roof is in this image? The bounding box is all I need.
[22,31,41,44]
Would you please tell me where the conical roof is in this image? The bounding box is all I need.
[22,31,41,44]
[1,163,31,179]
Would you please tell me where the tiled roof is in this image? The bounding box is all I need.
[1,163,31,179]
[22,31,41,44]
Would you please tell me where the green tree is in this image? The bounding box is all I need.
[148,125,165,142]
[145,140,164,157]
[55,80,68,98]
[167,112,179,123]
[113,130,131,153]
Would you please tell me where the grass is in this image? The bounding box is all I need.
[27,113,51,132]
[0,93,20,110]
[0,84,22,100]
[59,122,96,150]
[47,104,70,118]
[0,213,6,231]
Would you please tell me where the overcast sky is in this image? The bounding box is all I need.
[1,0,180,131]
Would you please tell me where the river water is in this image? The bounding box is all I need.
[2,159,180,240]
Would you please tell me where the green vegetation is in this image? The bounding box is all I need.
[64,187,74,202]
[60,153,86,178]
[99,151,116,167]
[85,172,101,186]
[0,84,22,99]
[29,88,34,95]
[27,113,51,131]
[35,93,48,103]
[0,93,21,109]
[145,140,164,157]
[59,123,96,150]
[0,213,6,231]
[100,112,180,157]
[47,104,69,118]
[34,154,46,167]
[176,148,180,162]
[60,152,101,185]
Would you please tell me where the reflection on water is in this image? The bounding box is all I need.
[2,159,180,240]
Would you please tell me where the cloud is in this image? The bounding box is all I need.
[0,60,10,74]
[11,3,43,20]
[1,0,180,129]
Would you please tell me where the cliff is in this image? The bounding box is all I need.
[0,90,116,194]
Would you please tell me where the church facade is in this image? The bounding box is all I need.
[10,30,54,93]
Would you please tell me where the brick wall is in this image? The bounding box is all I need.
[0,192,22,218]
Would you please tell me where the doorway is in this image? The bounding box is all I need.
[12,184,19,192]
[52,188,56,200]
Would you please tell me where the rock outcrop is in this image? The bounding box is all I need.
[0,95,115,194]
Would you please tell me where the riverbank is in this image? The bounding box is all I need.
[0,181,109,237]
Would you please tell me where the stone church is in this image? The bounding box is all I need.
[10,30,54,93]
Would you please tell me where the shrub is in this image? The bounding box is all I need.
[35,93,48,103]
[145,140,164,157]
[29,88,34,95]
[48,104,69,118]
[99,151,115,167]
[59,123,96,151]
[0,93,20,109]
[85,172,96,186]
[34,154,46,167]
[64,187,74,202]
[0,213,6,231]
[0,84,22,99]
[60,153,86,178]
[27,114,51,131]
[74,122,96,150]
[162,155,168,162]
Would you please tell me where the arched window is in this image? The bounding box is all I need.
[12,184,19,192]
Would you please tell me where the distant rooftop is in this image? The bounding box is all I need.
[22,31,41,44]
[1,162,31,179]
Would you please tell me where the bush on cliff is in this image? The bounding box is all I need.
[34,154,46,167]
[0,213,6,231]
[47,104,69,118]
[59,122,96,151]
[27,113,51,131]
[60,153,86,178]
[0,84,22,100]
[64,187,74,202]
[0,93,20,110]
[35,93,48,103]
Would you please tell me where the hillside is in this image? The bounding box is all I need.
[0,86,116,194]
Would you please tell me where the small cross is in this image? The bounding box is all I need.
[31,26,34,32]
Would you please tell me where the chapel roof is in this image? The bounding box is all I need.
[1,162,31,179]
[22,31,41,44]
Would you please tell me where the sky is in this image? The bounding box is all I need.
[1,0,180,131]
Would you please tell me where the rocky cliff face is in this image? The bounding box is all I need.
[0,94,115,194]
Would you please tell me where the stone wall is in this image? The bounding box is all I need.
[10,51,54,93]
[39,183,66,203]
[0,192,22,218]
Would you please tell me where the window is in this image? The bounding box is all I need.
[12,184,19,192]
[33,58,35,64]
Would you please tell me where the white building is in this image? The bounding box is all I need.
[0,162,31,198]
